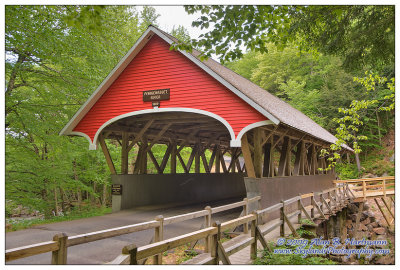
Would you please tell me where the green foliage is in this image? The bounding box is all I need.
[254,245,336,265]
[322,72,395,171]
[171,25,191,43]
[5,5,160,217]
[334,163,360,180]
[184,5,394,71]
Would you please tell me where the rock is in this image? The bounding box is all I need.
[367,224,374,231]
[373,227,386,235]
[348,203,359,214]
[363,203,370,211]
[364,173,377,178]
[346,220,353,229]
[376,234,387,241]
[362,217,371,225]
[388,155,394,163]
[375,255,394,264]
[370,221,379,228]
[360,223,368,231]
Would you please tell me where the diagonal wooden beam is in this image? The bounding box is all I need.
[159,143,172,173]
[127,120,155,152]
[148,149,162,174]
[272,130,289,149]
[144,123,171,152]
[186,145,197,172]
[98,135,116,174]
[208,145,218,170]
[261,125,278,147]
[241,133,255,178]
[177,152,189,173]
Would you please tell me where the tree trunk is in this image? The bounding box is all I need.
[102,183,107,206]
[54,188,58,216]
[355,153,362,172]
[73,160,82,210]
[376,110,382,146]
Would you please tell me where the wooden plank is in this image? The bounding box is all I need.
[257,203,283,216]
[254,128,263,178]
[6,241,59,262]
[180,253,214,265]
[107,254,130,265]
[176,152,189,173]
[98,136,117,174]
[127,119,154,152]
[354,201,364,239]
[283,196,300,205]
[208,145,218,170]
[282,211,299,237]
[200,151,210,173]
[148,149,161,174]
[51,233,68,264]
[263,142,271,177]
[301,193,313,199]
[186,144,196,172]
[241,133,255,178]
[221,214,256,232]
[163,210,208,225]
[223,235,254,256]
[170,141,177,174]
[159,143,172,173]
[278,137,289,176]
[144,123,171,152]
[312,197,326,220]
[298,199,313,221]
[256,226,270,251]
[215,145,221,173]
[67,221,159,247]
[260,220,283,236]
[381,198,395,219]
[136,227,217,260]
[261,125,278,147]
[195,142,200,173]
[212,201,245,214]
[121,131,129,174]
[217,241,231,264]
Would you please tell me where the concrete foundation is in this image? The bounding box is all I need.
[111,173,246,212]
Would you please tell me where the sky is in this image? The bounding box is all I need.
[136,5,207,39]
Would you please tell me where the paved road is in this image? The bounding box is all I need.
[6,198,242,264]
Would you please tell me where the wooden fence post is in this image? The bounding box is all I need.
[204,206,212,253]
[280,200,285,237]
[382,179,386,198]
[211,221,220,264]
[122,244,137,265]
[51,233,68,265]
[153,215,164,265]
[250,213,257,259]
[310,194,314,219]
[362,181,367,200]
[243,198,249,233]
[297,194,302,224]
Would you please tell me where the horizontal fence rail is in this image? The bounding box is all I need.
[334,176,394,200]
[5,196,260,264]
[6,177,394,265]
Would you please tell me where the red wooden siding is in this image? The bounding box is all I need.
[73,35,267,141]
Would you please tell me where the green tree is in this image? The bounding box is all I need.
[184,5,394,71]
[5,5,143,216]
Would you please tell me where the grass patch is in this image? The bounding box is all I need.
[254,242,336,265]
[6,205,111,232]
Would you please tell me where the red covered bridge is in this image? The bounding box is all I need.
[61,26,350,212]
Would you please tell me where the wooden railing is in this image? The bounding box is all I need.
[334,176,394,200]
[107,184,355,265]
[5,196,260,264]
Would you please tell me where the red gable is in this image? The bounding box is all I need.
[72,35,268,145]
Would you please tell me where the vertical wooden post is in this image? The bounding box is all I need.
[141,136,148,174]
[241,133,255,178]
[204,206,212,253]
[278,137,289,176]
[153,215,164,264]
[170,141,177,174]
[362,181,366,200]
[354,202,364,239]
[195,143,200,173]
[253,128,263,178]
[243,198,249,233]
[121,132,129,174]
[310,194,315,219]
[211,221,220,264]
[297,195,302,224]
[280,200,285,237]
[215,145,221,173]
[269,136,275,177]
[285,138,291,176]
[250,215,257,259]
[382,179,386,198]
[122,244,138,265]
[51,233,68,265]
[263,142,271,177]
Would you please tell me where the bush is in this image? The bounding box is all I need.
[335,163,360,179]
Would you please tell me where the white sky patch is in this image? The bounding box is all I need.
[136,5,207,40]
